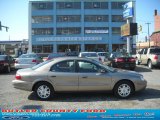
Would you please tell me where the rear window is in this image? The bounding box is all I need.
[0,55,6,60]
[32,60,52,70]
[81,53,98,57]
[150,48,160,54]
[19,54,37,58]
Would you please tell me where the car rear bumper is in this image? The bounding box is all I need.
[115,63,136,69]
[12,80,33,91]
[15,64,36,69]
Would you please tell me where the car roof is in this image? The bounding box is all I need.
[51,57,95,62]
[80,52,97,53]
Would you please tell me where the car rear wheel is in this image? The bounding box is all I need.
[5,65,11,73]
[148,60,153,69]
[114,81,134,99]
[136,58,140,65]
[35,82,54,100]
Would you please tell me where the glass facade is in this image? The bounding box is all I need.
[57,27,81,35]
[56,2,81,9]
[32,2,53,10]
[84,15,109,22]
[111,2,126,9]
[32,16,53,23]
[84,2,108,9]
[57,15,81,22]
[32,28,54,35]
[30,0,134,53]
[112,15,125,22]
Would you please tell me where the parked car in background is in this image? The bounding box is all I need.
[107,52,136,70]
[15,53,43,69]
[97,52,107,63]
[136,47,160,69]
[66,51,79,57]
[47,53,65,60]
[12,57,147,100]
[79,52,101,62]
[0,55,15,73]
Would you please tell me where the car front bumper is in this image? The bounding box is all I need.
[12,80,33,91]
[134,80,147,92]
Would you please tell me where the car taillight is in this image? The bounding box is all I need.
[32,59,37,62]
[129,58,136,62]
[115,58,124,62]
[15,74,21,80]
[154,55,158,60]
[0,61,5,64]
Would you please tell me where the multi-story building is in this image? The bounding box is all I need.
[151,10,160,47]
[29,0,136,54]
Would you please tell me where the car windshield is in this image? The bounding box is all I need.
[19,54,37,58]
[0,55,6,60]
[82,53,98,57]
[150,48,160,54]
[32,60,52,70]
[110,52,126,58]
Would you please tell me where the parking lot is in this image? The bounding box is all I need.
[0,65,160,109]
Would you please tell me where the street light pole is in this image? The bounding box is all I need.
[146,23,151,48]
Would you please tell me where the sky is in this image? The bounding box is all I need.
[0,0,160,41]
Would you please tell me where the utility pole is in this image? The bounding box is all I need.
[145,23,151,48]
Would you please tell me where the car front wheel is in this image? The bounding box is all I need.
[34,82,54,100]
[114,81,134,99]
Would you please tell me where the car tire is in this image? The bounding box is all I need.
[148,60,153,69]
[114,81,134,99]
[5,65,11,73]
[130,67,135,71]
[34,82,54,100]
[136,58,140,65]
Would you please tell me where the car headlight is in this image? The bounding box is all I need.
[140,75,145,81]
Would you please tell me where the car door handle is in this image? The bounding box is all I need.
[82,76,88,78]
[51,76,56,77]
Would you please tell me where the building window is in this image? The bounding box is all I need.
[32,28,54,35]
[112,15,125,22]
[84,27,109,34]
[84,15,108,22]
[32,2,53,10]
[57,27,81,35]
[56,2,81,9]
[57,15,81,22]
[32,16,53,23]
[84,2,108,9]
[111,2,126,9]
[32,45,53,53]
[43,45,53,53]
[112,27,121,34]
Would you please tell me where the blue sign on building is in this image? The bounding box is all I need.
[123,2,134,19]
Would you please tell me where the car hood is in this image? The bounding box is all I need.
[115,69,141,77]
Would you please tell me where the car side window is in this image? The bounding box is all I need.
[144,48,148,54]
[50,60,75,72]
[78,61,100,73]
[140,49,144,54]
